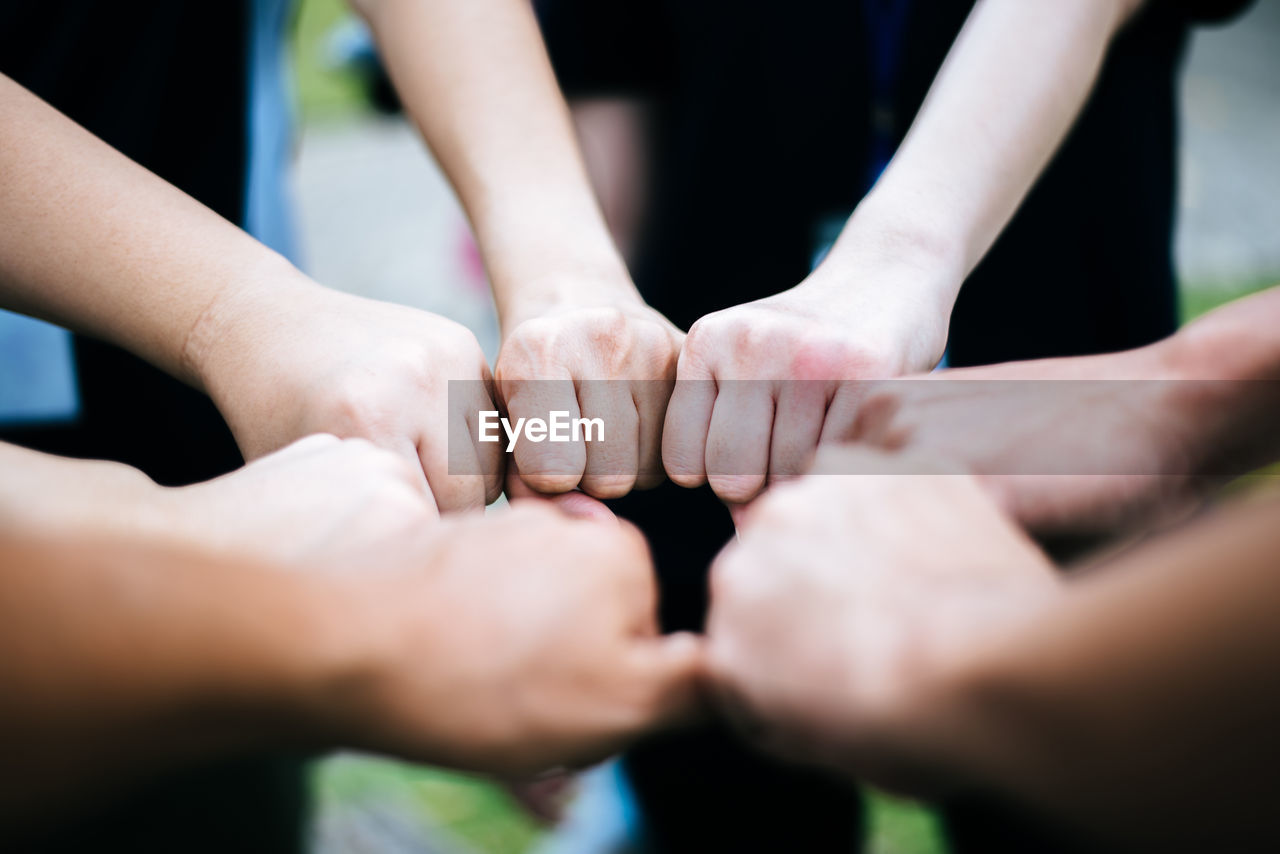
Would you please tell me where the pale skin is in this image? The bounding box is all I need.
[0,0,679,510]
[663,0,1152,503]
[0,73,502,512]
[5,0,682,504]
[709,450,1280,852]
[0,0,1167,509]
[455,0,1150,502]
[351,0,684,498]
[0,438,704,838]
[834,284,1280,535]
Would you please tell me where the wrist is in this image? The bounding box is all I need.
[1152,305,1280,480]
[496,266,647,333]
[856,589,1062,800]
[795,196,968,371]
[181,251,318,398]
[283,564,437,758]
[476,197,636,320]
[260,571,392,753]
[820,188,970,304]
[0,446,171,545]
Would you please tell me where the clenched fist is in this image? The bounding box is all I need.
[191,280,504,514]
[495,282,683,499]
[319,503,706,775]
[707,450,1056,790]
[663,252,952,505]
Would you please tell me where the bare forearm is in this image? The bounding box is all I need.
[0,73,312,389]
[824,0,1142,293]
[0,444,347,826]
[919,495,1280,850]
[0,530,338,827]
[355,0,633,321]
[1157,284,1280,477]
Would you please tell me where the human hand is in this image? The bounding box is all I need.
[319,503,706,775]
[706,450,1056,792]
[494,277,683,499]
[190,279,503,514]
[833,345,1218,536]
[663,249,954,505]
[160,434,440,574]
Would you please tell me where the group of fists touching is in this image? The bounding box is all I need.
[144,264,1248,790]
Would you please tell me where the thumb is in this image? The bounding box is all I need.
[629,632,710,731]
[506,455,616,522]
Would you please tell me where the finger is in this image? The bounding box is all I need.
[500,774,577,825]
[478,363,505,504]
[382,436,433,500]
[504,375,585,494]
[727,500,754,532]
[816,379,877,447]
[272,432,343,460]
[708,663,773,748]
[420,427,488,514]
[577,380,639,499]
[705,380,774,504]
[504,458,617,523]
[635,378,675,490]
[768,380,830,480]
[389,437,440,521]
[628,632,710,731]
[662,366,716,488]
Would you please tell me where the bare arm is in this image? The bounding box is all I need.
[838,283,1280,535]
[823,0,1149,293]
[0,73,501,511]
[352,0,684,498]
[0,446,338,828]
[0,73,302,388]
[928,493,1280,852]
[351,0,632,315]
[664,0,1152,504]
[710,451,1280,853]
[0,439,700,836]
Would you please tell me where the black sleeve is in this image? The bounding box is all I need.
[533,0,677,96]
[1176,0,1256,24]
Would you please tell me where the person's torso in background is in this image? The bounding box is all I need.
[538,0,1209,362]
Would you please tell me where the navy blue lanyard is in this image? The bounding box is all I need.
[862,0,913,190]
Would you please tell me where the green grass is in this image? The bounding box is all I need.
[1179,276,1277,322]
[865,792,949,854]
[310,753,949,854]
[293,0,367,122]
[313,754,544,853]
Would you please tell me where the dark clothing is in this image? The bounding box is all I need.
[535,0,1250,851]
[0,3,306,851]
[537,0,1204,356]
[0,0,248,485]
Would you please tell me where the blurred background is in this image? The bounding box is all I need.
[288,1,1280,852]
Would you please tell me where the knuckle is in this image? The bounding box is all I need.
[709,551,749,602]
[323,379,394,437]
[584,306,631,341]
[788,338,853,381]
[377,481,430,519]
[336,435,381,457]
[684,314,724,350]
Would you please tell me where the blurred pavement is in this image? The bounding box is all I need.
[1176,0,1280,287]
